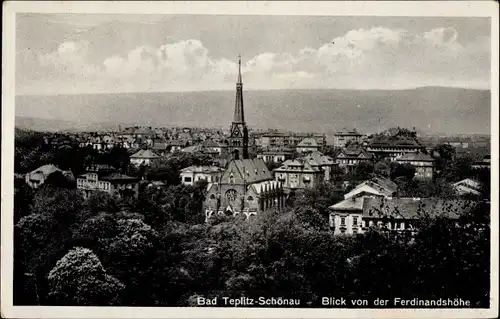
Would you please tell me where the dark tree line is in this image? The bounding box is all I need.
[13,177,490,307]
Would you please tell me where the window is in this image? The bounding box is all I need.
[210,194,216,200]
[247,196,254,201]
[340,217,346,227]
[353,217,358,226]
[184,176,192,182]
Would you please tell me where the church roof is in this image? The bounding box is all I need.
[229,158,273,184]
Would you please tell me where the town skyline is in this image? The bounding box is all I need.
[16,14,491,95]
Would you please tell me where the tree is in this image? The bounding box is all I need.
[44,171,75,189]
[14,179,34,224]
[47,247,125,305]
[433,143,456,172]
[390,162,416,180]
[374,159,392,178]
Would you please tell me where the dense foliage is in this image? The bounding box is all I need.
[13,177,490,307]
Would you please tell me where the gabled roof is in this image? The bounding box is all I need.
[225,158,273,184]
[362,197,478,220]
[305,151,335,166]
[274,158,320,173]
[338,145,373,159]
[29,164,61,177]
[344,176,398,199]
[130,149,161,159]
[100,173,140,183]
[297,137,319,148]
[396,152,435,162]
[330,196,366,212]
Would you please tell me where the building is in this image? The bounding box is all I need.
[329,197,478,235]
[25,164,74,189]
[257,147,293,164]
[343,176,398,200]
[296,137,320,154]
[366,135,423,161]
[204,158,285,221]
[180,165,224,186]
[166,140,185,153]
[227,56,249,160]
[130,149,161,167]
[333,130,364,148]
[273,158,324,190]
[303,151,337,181]
[452,178,483,197]
[396,152,435,180]
[472,155,491,170]
[77,171,140,199]
[335,144,373,170]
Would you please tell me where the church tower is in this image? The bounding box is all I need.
[228,55,249,160]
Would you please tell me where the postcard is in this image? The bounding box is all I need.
[1,1,498,318]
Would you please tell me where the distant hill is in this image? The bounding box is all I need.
[15,117,124,133]
[15,87,491,134]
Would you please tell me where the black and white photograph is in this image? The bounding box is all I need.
[1,1,498,318]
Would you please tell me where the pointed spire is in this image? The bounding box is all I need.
[237,54,242,84]
[233,54,244,123]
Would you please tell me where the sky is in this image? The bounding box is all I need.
[15,14,491,95]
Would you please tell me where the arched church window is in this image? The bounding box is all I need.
[247,196,254,201]
[210,194,216,200]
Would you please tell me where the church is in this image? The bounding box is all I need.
[204,56,285,221]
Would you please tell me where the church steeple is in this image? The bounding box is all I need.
[233,55,245,123]
[228,54,249,160]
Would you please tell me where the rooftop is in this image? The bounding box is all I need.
[396,152,435,162]
[130,149,161,159]
[362,197,478,220]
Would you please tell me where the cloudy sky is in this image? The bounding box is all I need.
[16,14,491,95]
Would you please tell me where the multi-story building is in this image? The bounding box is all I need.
[180,165,224,186]
[329,197,479,235]
[257,147,294,164]
[396,152,435,180]
[296,137,320,154]
[303,151,337,181]
[333,130,364,148]
[472,155,491,170]
[335,144,373,170]
[76,171,140,199]
[366,136,423,162]
[273,158,324,190]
